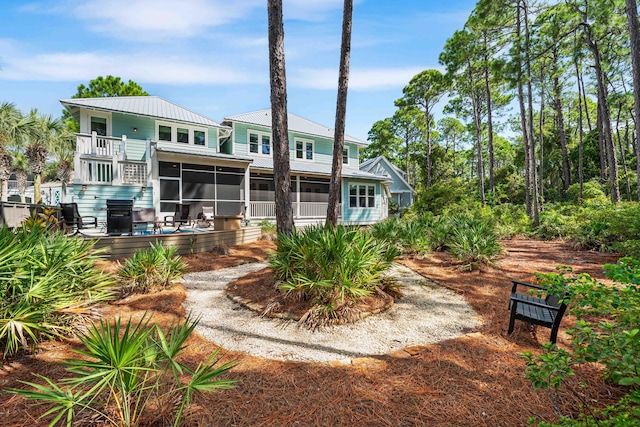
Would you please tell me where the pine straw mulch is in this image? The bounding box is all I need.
[0,238,629,426]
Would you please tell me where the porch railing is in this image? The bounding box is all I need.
[250,201,341,219]
[79,159,113,183]
[77,132,123,157]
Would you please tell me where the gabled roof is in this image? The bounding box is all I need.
[60,96,226,129]
[224,109,366,146]
[360,155,413,191]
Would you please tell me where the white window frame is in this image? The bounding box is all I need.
[82,110,112,136]
[348,183,376,209]
[295,137,314,161]
[247,130,272,156]
[343,147,349,165]
[155,120,208,147]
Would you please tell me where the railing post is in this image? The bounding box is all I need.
[145,138,152,186]
[91,131,97,156]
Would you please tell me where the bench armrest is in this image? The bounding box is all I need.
[511,280,543,293]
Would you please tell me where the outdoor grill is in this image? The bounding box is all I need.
[106,199,133,235]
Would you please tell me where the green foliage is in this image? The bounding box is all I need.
[445,216,503,269]
[9,314,236,427]
[0,226,114,356]
[369,216,431,256]
[258,219,277,236]
[412,177,472,215]
[523,263,640,425]
[270,225,399,326]
[566,181,608,205]
[117,242,188,294]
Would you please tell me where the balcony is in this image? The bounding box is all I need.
[74,132,151,187]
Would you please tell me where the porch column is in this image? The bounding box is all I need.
[244,166,251,221]
[295,175,300,219]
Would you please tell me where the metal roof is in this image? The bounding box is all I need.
[250,157,388,181]
[156,141,253,163]
[60,96,226,129]
[224,109,366,146]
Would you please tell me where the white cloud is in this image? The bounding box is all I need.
[292,66,432,90]
[0,41,262,85]
[69,0,262,41]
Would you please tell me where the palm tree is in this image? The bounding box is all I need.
[0,103,35,201]
[12,152,28,202]
[50,126,75,202]
[25,111,60,204]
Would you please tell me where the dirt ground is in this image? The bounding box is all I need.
[0,238,626,426]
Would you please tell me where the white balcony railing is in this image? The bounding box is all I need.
[77,132,123,157]
[250,201,341,219]
[79,159,113,183]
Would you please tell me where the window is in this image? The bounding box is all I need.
[159,125,172,141]
[295,139,314,160]
[194,130,205,146]
[343,147,349,164]
[156,122,208,146]
[177,128,189,143]
[90,117,107,136]
[262,135,271,154]
[249,133,259,153]
[349,184,375,208]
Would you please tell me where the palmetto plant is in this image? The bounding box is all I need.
[118,242,189,294]
[270,225,399,326]
[10,314,236,427]
[447,217,503,270]
[0,226,115,356]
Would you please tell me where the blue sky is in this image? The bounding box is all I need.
[0,0,476,142]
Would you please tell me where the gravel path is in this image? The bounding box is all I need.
[182,263,480,363]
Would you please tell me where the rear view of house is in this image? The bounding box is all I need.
[62,96,390,229]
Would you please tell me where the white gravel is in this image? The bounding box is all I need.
[182,262,480,363]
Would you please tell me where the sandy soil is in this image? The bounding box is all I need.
[0,238,625,427]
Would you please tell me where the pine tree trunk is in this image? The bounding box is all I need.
[327,0,352,227]
[484,32,495,197]
[524,0,539,226]
[468,61,485,206]
[267,0,294,235]
[517,3,532,217]
[539,75,545,209]
[576,59,585,198]
[553,51,570,195]
[626,0,640,201]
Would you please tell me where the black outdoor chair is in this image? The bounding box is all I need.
[507,280,569,344]
[164,203,191,230]
[59,203,98,234]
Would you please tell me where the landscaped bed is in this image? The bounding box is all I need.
[0,239,625,426]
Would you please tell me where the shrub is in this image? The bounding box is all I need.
[10,314,236,427]
[117,242,189,294]
[446,216,503,270]
[370,217,431,256]
[0,225,115,356]
[566,180,609,205]
[523,262,640,425]
[257,219,277,240]
[270,225,399,326]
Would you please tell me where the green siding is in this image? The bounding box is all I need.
[112,113,155,140]
[208,128,218,150]
[71,184,153,225]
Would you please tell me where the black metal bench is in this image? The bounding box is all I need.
[507,280,568,344]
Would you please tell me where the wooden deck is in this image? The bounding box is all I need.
[88,226,262,259]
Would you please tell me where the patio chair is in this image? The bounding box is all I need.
[164,203,191,230]
[59,203,98,234]
[507,280,569,344]
[197,206,214,228]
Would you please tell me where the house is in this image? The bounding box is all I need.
[359,156,414,210]
[61,96,389,229]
